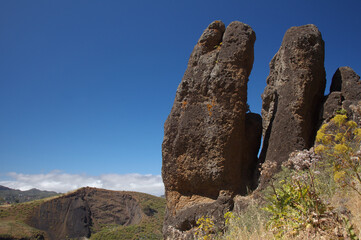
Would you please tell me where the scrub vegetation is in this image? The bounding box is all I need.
[194,113,361,239]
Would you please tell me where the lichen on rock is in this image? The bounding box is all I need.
[259,24,326,181]
[162,20,259,238]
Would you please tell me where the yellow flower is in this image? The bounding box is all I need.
[224,211,235,225]
[334,144,349,155]
[314,144,326,154]
[334,170,346,182]
[320,123,329,132]
[323,135,332,145]
[354,128,361,138]
[316,131,325,143]
[335,133,343,142]
[347,120,357,128]
[332,114,347,126]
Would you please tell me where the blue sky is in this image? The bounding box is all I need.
[0,0,360,194]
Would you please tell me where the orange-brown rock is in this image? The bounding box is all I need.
[162,20,258,238]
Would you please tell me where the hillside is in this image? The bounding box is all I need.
[0,187,166,240]
[0,186,59,205]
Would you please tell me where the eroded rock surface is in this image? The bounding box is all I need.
[27,188,143,240]
[322,67,361,122]
[321,92,343,122]
[162,20,257,238]
[330,67,361,102]
[259,24,326,178]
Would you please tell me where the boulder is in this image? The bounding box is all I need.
[259,24,326,179]
[162,20,257,238]
[163,194,233,239]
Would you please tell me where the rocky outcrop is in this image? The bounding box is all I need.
[162,20,258,238]
[322,67,361,122]
[259,24,326,177]
[161,21,361,239]
[330,67,361,102]
[27,188,144,240]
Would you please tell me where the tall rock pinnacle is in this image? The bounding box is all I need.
[162,20,258,238]
[259,24,326,179]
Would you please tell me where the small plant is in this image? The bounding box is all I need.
[214,42,222,49]
[194,216,215,240]
[336,108,348,115]
[263,158,327,238]
[224,211,235,226]
[343,216,359,240]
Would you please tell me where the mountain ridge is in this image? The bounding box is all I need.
[0,185,59,204]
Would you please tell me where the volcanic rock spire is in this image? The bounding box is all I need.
[162,20,259,238]
[259,24,326,178]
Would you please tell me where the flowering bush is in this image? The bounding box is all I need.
[194,216,215,240]
[315,114,361,195]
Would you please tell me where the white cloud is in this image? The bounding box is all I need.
[0,171,164,196]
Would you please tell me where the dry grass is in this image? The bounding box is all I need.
[217,173,361,240]
[0,219,45,239]
[346,185,361,238]
[216,199,275,240]
[219,218,274,240]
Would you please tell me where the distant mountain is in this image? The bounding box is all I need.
[0,185,11,191]
[0,187,166,240]
[0,185,59,204]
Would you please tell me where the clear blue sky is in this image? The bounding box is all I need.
[0,0,360,193]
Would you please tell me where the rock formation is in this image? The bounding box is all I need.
[259,24,326,177]
[162,20,260,238]
[161,20,361,239]
[27,188,150,240]
[322,67,361,122]
[330,67,361,102]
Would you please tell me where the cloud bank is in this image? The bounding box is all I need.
[0,171,164,196]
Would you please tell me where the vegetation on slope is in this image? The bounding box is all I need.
[0,198,49,239]
[194,113,361,240]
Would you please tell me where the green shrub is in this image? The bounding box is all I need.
[263,154,327,238]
